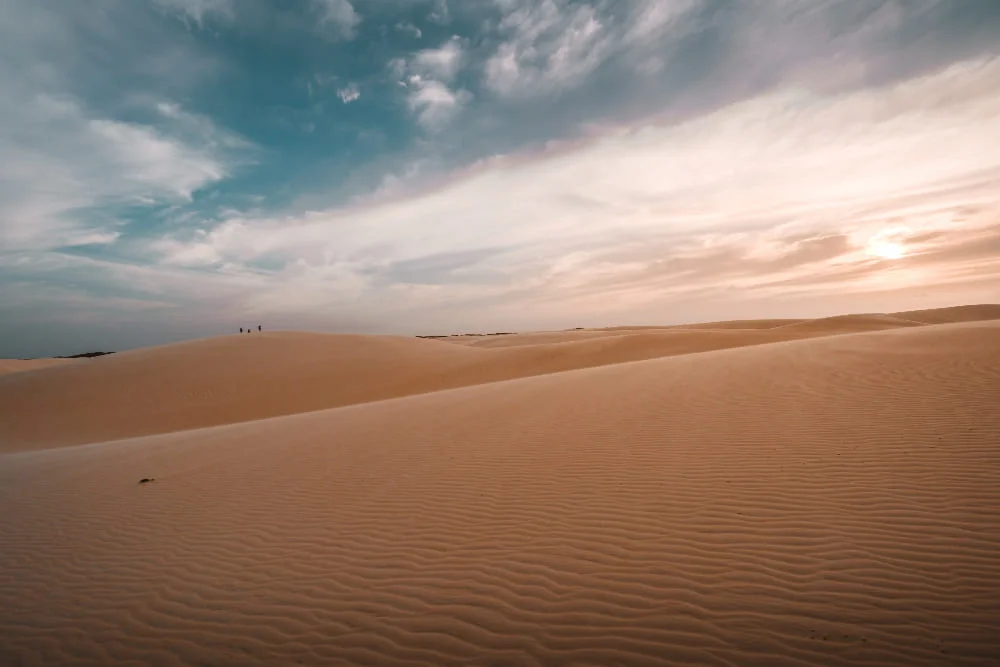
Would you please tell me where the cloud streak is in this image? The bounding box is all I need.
[147,56,1000,327]
[0,92,247,251]
[484,0,613,98]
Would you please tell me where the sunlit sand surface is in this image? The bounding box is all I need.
[1,304,998,665]
[0,357,77,376]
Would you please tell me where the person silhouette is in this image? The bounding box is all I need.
[240,327,243,334]
[258,325,261,332]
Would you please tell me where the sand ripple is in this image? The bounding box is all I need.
[1,321,998,665]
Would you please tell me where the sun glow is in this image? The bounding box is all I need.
[867,239,906,260]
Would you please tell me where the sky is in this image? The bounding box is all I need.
[1,0,999,357]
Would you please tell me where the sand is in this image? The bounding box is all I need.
[0,357,77,376]
[1,306,999,665]
[4,304,998,450]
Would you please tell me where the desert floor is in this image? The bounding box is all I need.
[1,305,998,666]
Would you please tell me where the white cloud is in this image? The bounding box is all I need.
[88,120,225,199]
[620,1,697,45]
[484,0,612,97]
[152,57,1000,324]
[395,22,422,39]
[67,231,123,247]
[412,37,464,82]
[155,234,223,267]
[0,0,254,253]
[153,102,251,151]
[427,0,451,25]
[482,0,705,98]
[313,0,361,40]
[393,37,471,130]
[337,83,361,103]
[5,1,1000,349]
[12,53,996,352]
[406,78,471,130]
[153,0,234,26]
[0,92,246,251]
[387,57,407,81]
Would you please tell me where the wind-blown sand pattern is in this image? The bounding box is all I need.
[1,307,999,665]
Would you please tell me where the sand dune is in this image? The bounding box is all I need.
[772,313,926,334]
[891,304,1000,325]
[629,318,802,332]
[2,306,999,450]
[444,328,639,348]
[0,332,492,450]
[1,320,998,665]
[0,357,76,376]
[442,322,803,348]
[445,304,1000,349]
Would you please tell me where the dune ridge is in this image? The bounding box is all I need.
[2,304,998,450]
[1,319,998,665]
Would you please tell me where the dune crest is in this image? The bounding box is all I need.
[2,304,998,450]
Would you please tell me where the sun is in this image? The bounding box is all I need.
[867,239,906,260]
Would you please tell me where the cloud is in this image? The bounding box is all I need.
[88,119,224,198]
[337,83,361,103]
[149,56,1000,329]
[479,0,704,99]
[0,92,248,251]
[427,0,451,25]
[484,0,612,98]
[412,36,464,82]
[393,37,471,130]
[152,0,234,26]
[394,22,422,39]
[406,78,471,130]
[477,0,1000,107]
[620,1,698,46]
[0,248,282,356]
[313,0,361,40]
[0,0,252,254]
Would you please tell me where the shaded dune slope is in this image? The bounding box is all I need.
[893,303,1000,324]
[772,314,925,334]
[1,321,998,665]
[2,306,998,449]
[0,333,490,450]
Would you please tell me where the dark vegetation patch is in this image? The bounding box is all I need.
[57,351,115,359]
[416,332,515,339]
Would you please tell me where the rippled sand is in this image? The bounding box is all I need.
[1,305,998,666]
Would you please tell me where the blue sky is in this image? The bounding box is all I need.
[2,0,1000,357]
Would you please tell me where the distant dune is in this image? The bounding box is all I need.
[892,303,1000,324]
[0,306,998,666]
[3,304,998,450]
[771,313,925,334]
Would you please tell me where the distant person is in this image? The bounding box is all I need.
[240,327,243,334]
[258,325,261,332]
